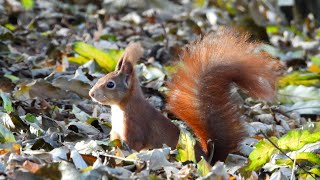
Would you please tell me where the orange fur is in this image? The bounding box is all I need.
[167,29,280,162]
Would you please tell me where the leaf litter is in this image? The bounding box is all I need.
[1,0,320,179]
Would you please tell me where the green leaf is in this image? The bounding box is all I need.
[86,118,98,125]
[4,23,15,31]
[274,158,292,166]
[309,168,320,176]
[67,56,90,65]
[311,56,320,66]
[164,65,177,76]
[0,123,15,143]
[100,34,117,41]
[103,121,112,128]
[25,113,37,123]
[126,152,138,160]
[276,152,320,166]
[0,26,13,40]
[72,42,123,72]
[278,129,320,151]
[176,128,196,163]
[244,137,277,171]
[295,152,320,165]
[225,1,236,15]
[197,157,211,177]
[108,49,124,60]
[278,72,320,88]
[4,74,19,83]
[192,0,208,8]
[266,26,279,34]
[21,0,34,10]
[0,91,13,114]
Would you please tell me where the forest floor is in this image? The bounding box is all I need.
[1,0,320,179]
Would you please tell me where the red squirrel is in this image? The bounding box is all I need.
[89,29,280,163]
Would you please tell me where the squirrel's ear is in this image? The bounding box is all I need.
[115,56,134,88]
[115,57,124,71]
[120,61,133,87]
[120,61,133,75]
[116,56,133,76]
[116,42,143,72]
[116,42,143,87]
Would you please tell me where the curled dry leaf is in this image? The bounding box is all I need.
[22,160,42,173]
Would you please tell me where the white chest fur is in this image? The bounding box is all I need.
[111,105,125,139]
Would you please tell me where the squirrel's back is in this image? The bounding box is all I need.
[167,29,280,162]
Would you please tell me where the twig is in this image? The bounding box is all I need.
[206,139,214,164]
[160,22,169,50]
[101,153,137,163]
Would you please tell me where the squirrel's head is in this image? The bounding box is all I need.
[89,42,143,105]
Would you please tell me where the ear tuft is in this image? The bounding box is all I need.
[115,42,143,72]
[122,42,144,65]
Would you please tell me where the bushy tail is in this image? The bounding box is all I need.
[167,29,280,162]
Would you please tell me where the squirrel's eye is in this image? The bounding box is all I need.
[106,81,116,89]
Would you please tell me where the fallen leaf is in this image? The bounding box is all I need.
[0,91,13,114]
[22,160,42,173]
[0,123,16,143]
[72,42,123,72]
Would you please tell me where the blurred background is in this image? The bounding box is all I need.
[1,0,320,179]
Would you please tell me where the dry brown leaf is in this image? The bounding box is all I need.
[22,160,43,173]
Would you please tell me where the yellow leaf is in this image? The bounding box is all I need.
[176,128,196,163]
[68,56,90,65]
[309,64,320,73]
[72,42,123,72]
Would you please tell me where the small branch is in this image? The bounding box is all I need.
[101,153,137,163]
[160,22,169,50]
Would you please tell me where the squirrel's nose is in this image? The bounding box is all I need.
[89,89,95,98]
